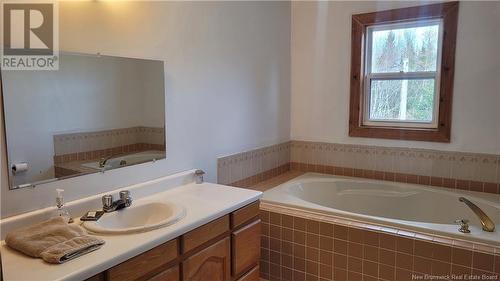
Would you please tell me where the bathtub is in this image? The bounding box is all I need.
[81,150,165,170]
[262,173,500,246]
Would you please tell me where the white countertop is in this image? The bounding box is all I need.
[1,181,262,281]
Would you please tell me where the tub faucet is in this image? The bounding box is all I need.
[459,197,495,232]
[102,190,133,213]
[99,156,113,168]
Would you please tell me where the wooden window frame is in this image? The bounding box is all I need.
[349,2,459,142]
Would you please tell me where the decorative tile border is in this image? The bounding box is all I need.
[217,142,291,185]
[53,143,164,165]
[290,141,500,186]
[289,162,500,195]
[259,203,500,281]
[219,141,500,195]
[53,126,165,156]
[53,126,165,164]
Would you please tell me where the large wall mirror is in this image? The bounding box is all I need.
[1,52,166,189]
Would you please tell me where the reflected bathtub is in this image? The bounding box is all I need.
[263,173,500,245]
[81,150,165,170]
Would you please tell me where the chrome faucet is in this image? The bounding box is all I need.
[102,190,133,213]
[99,156,113,168]
[459,197,495,232]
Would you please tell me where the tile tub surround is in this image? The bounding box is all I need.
[53,126,165,164]
[289,141,500,195]
[220,141,500,194]
[259,204,500,281]
[217,142,291,186]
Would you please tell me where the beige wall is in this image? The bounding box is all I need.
[291,1,500,154]
[1,1,291,217]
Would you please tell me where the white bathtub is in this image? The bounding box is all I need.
[81,150,165,170]
[263,173,500,246]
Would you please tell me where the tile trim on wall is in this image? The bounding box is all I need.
[217,142,291,186]
[218,140,500,195]
[53,126,165,156]
[53,126,165,164]
[290,141,500,195]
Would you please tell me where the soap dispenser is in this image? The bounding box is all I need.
[55,189,73,223]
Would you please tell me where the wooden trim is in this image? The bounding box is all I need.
[235,266,259,281]
[352,2,459,25]
[148,265,180,281]
[349,2,459,142]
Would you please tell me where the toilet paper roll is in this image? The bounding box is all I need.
[11,162,28,174]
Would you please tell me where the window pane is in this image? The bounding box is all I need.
[369,80,402,120]
[369,79,435,122]
[371,22,440,73]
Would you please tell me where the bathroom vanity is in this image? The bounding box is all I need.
[86,201,261,281]
[0,170,262,281]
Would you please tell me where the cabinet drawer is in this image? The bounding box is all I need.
[148,265,179,281]
[107,239,178,281]
[182,237,231,281]
[236,266,259,281]
[231,219,261,277]
[231,201,260,229]
[182,215,229,253]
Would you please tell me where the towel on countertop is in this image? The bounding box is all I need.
[5,216,105,264]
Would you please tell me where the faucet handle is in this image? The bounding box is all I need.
[119,190,132,207]
[119,190,130,200]
[102,194,113,210]
[455,219,471,233]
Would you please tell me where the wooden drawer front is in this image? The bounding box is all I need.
[231,219,261,277]
[107,239,178,281]
[182,237,231,281]
[231,201,260,229]
[236,266,259,281]
[148,265,179,281]
[182,215,229,253]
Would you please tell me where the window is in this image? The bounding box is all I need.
[349,2,459,142]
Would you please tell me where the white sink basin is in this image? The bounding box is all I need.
[82,202,185,234]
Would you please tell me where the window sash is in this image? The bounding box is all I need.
[362,19,444,129]
[365,19,443,75]
[363,75,440,128]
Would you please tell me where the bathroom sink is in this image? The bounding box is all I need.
[82,202,185,234]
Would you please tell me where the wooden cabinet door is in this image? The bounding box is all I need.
[232,220,261,277]
[182,237,230,281]
[148,265,179,281]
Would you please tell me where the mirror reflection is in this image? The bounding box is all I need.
[2,52,166,189]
